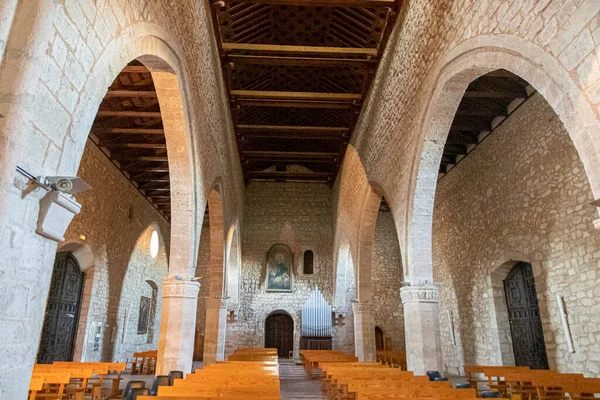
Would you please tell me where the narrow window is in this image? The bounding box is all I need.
[303,250,314,275]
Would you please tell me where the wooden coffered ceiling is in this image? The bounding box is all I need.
[209,0,401,184]
[89,62,171,221]
[439,70,533,177]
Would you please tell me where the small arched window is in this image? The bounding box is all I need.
[303,250,314,275]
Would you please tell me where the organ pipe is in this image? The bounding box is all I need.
[302,289,332,337]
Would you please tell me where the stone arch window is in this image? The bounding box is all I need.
[303,250,314,275]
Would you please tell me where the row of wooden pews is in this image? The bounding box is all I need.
[376,350,407,370]
[139,348,281,399]
[30,361,126,399]
[301,351,475,400]
[465,365,600,399]
[129,350,158,375]
[301,350,358,378]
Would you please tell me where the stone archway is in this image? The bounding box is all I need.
[408,37,600,287]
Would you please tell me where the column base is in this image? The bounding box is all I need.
[352,302,376,362]
[400,284,442,375]
[156,279,200,375]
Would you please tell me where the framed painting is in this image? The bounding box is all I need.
[137,296,151,334]
[266,244,293,292]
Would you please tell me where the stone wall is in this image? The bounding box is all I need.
[226,181,336,358]
[63,141,170,362]
[372,211,405,351]
[432,93,600,375]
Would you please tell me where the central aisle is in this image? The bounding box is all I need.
[279,360,327,400]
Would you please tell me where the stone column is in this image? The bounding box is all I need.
[203,298,227,365]
[400,284,442,375]
[352,302,376,362]
[157,279,200,375]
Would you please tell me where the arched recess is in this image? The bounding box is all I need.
[408,36,600,284]
[356,183,384,302]
[225,223,241,306]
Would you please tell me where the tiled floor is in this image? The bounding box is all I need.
[279,360,328,400]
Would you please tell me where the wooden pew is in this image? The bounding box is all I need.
[376,350,407,370]
[29,371,72,400]
[33,365,97,400]
[129,350,157,374]
[52,361,126,397]
[29,377,44,400]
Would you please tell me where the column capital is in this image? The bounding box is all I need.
[351,301,374,314]
[162,279,200,299]
[400,284,439,304]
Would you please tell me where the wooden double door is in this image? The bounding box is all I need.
[265,312,293,358]
[37,253,85,364]
[504,262,549,369]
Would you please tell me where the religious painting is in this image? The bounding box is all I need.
[137,296,151,334]
[266,244,293,292]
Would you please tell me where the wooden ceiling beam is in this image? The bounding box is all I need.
[246,171,335,180]
[443,144,467,156]
[233,0,395,6]
[242,150,339,159]
[237,124,349,134]
[463,90,527,99]
[102,142,167,149]
[455,109,507,117]
[241,132,345,140]
[104,90,157,98]
[446,132,478,145]
[128,167,170,173]
[247,158,339,164]
[451,123,491,132]
[222,42,377,57]
[122,66,150,73]
[93,128,165,135]
[227,54,376,67]
[96,110,162,118]
[119,156,169,162]
[236,99,356,109]
[231,90,362,102]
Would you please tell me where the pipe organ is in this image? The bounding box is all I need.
[301,289,333,350]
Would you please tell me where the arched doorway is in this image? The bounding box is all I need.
[375,326,384,350]
[37,252,85,363]
[504,262,549,369]
[265,311,293,358]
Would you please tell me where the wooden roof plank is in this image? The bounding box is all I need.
[222,42,378,57]
[231,90,362,101]
[227,54,375,67]
[234,0,395,7]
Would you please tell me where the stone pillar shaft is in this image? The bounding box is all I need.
[400,284,442,375]
[156,280,200,375]
[203,298,227,365]
[352,302,376,362]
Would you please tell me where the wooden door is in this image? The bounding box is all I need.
[265,312,293,358]
[37,253,85,364]
[375,326,384,350]
[504,262,549,369]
